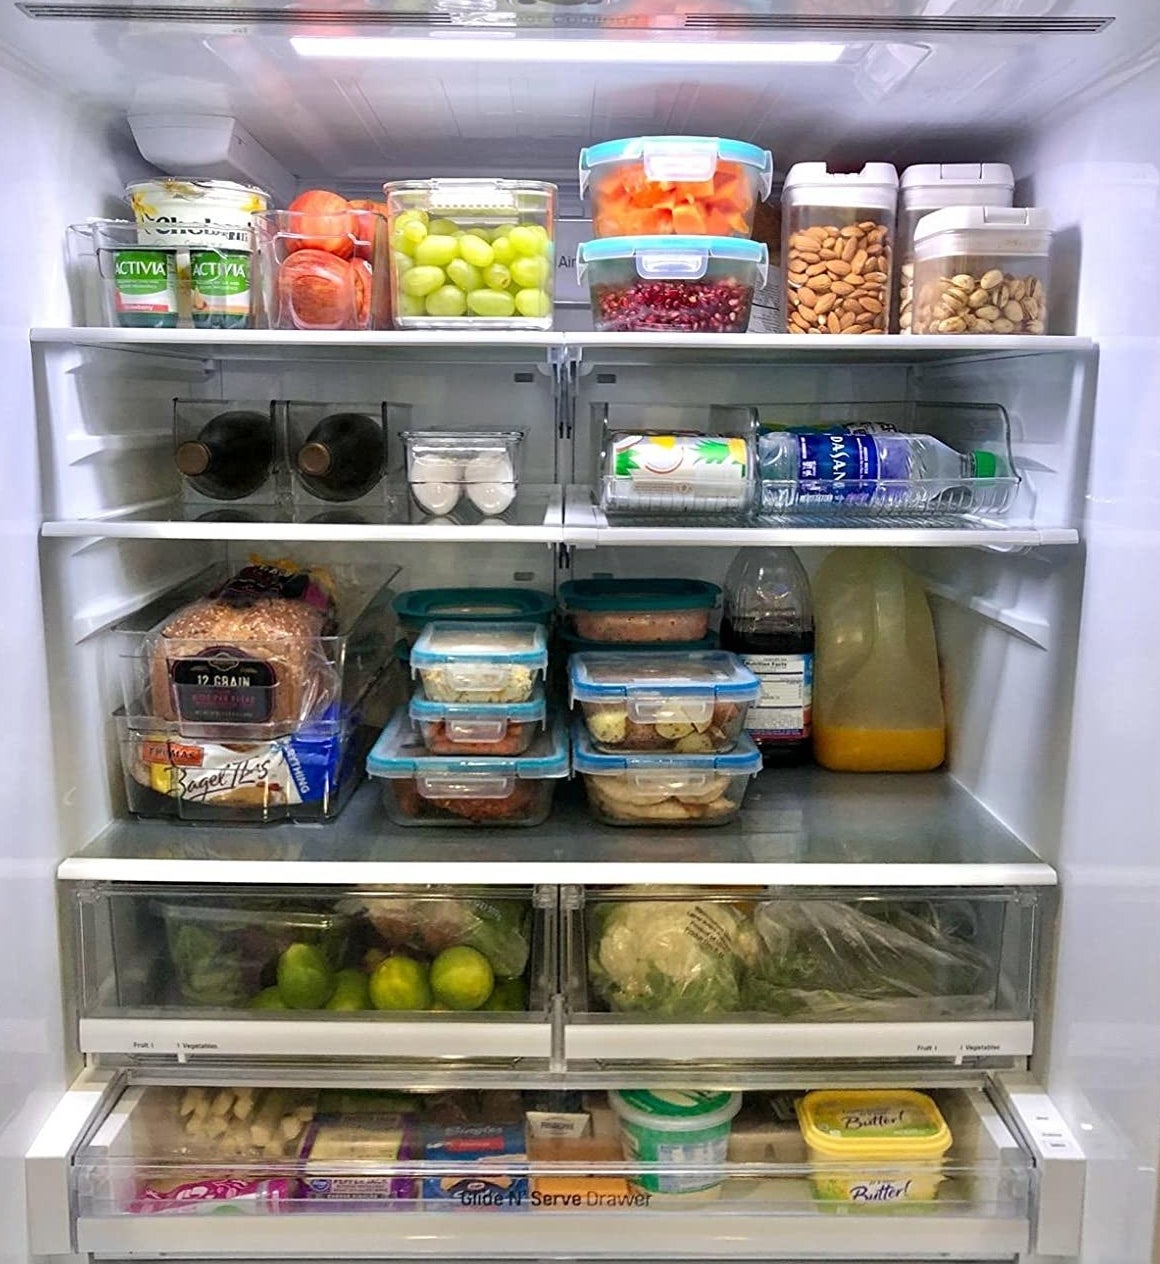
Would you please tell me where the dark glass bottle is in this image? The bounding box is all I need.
[294,412,386,503]
[174,410,274,501]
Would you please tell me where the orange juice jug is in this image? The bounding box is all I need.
[812,550,946,772]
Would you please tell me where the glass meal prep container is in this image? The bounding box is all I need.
[573,723,761,827]
[400,429,525,519]
[579,135,774,239]
[560,578,721,643]
[577,236,768,333]
[411,621,549,704]
[599,429,757,517]
[569,650,760,754]
[910,206,1052,336]
[394,587,555,646]
[367,710,569,828]
[384,178,557,330]
[409,683,548,756]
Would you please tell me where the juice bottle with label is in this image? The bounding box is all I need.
[812,549,945,772]
[721,548,814,766]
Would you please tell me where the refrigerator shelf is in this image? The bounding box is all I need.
[57,768,1059,889]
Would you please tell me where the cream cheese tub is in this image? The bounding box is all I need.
[796,1089,953,1205]
[127,179,270,249]
[610,1089,741,1201]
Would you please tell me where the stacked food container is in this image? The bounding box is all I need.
[577,136,772,332]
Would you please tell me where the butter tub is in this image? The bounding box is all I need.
[796,1089,952,1206]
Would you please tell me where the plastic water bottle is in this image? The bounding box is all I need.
[759,430,1004,513]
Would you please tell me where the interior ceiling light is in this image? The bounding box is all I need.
[290,35,849,64]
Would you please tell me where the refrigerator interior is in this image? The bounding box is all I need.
[2,3,1160,1263]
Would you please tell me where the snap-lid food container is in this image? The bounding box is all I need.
[367,709,569,827]
[394,587,555,645]
[577,236,767,333]
[400,429,524,519]
[781,163,898,335]
[560,578,720,644]
[569,650,760,753]
[580,136,773,239]
[574,724,761,826]
[796,1089,953,1205]
[610,1090,742,1199]
[896,163,1014,331]
[384,178,556,329]
[411,621,549,704]
[910,206,1051,335]
[409,683,547,756]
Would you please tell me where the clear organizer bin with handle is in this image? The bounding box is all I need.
[756,399,1020,519]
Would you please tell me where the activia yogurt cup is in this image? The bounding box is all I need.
[610,1089,742,1200]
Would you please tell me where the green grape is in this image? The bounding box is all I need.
[400,219,427,249]
[490,235,515,265]
[425,285,468,317]
[508,226,540,258]
[483,263,512,291]
[510,255,549,290]
[427,218,460,237]
[399,294,427,317]
[514,287,552,318]
[446,258,483,293]
[401,265,446,298]
[524,224,550,244]
[467,288,517,318]
[394,254,413,280]
[394,208,429,228]
[391,227,419,259]
[414,235,460,268]
[458,234,495,269]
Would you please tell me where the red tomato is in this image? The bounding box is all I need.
[286,189,354,258]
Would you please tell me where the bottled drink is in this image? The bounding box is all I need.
[721,548,814,766]
[759,430,1006,513]
[174,410,274,501]
[294,411,386,502]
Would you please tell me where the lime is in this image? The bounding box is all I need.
[249,986,287,1011]
[430,945,495,1011]
[276,942,336,1010]
[369,955,432,1011]
[326,968,371,1012]
[481,977,527,1012]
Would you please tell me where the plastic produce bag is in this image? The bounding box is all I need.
[746,900,992,1020]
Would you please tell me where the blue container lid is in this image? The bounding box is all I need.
[569,650,760,705]
[577,236,768,285]
[411,621,549,670]
[560,577,720,614]
[573,721,762,775]
[368,709,569,780]
[394,587,555,628]
[580,136,774,195]
[409,683,547,725]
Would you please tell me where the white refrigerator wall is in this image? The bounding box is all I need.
[0,49,130,1264]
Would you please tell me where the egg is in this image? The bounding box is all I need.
[410,453,463,483]
[412,481,461,516]
[467,481,516,516]
[464,452,514,484]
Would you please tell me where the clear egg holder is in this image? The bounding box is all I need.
[400,428,526,521]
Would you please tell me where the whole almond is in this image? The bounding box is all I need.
[827,259,853,277]
[798,287,818,309]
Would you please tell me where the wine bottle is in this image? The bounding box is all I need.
[294,411,386,503]
[174,409,275,501]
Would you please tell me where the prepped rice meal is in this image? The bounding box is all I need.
[560,578,720,644]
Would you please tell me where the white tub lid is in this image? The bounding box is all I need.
[901,163,1014,210]
[914,205,1052,253]
[782,162,898,209]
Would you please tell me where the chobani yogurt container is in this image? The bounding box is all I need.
[796,1089,953,1205]
[610,1089,741,1200]
[127,179,270,249]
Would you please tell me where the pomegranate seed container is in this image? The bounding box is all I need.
[577,236,768,333]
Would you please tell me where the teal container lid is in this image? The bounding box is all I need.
[573,722,762,775]
[561,577,720,614]
[409,683,547,725]
[580,136,774,195]
[394,587,555,628]
[368,709,569,780]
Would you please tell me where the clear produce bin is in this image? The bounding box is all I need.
[410,621,549,704]
[384,179,557,330]
[577,235,767,332]
[410,684,548,756]
[579,135,773,239]
[400,429,525,519]
[560,578,720,644]
[394,587,555,647]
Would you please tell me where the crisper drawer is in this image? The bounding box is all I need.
[41,1075,1055,1261]
[71,884,555,1062]
[564,886,1040,1063]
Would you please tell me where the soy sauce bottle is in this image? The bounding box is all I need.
[174,409,275,501]
[294,411,386,502]
[721,548,814,766]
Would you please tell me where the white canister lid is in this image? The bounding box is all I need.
[901,163,1014,211]
[913,205,1052,259]
[782,162,899,212]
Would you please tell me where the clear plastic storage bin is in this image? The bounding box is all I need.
[573,724,761,826]
[896,164,1013,332]
[367,710,569,827]
[394,588,555,646]
[173,399,278,506]
[400,430,525,518]
[285,401,390,506]
[569,650,760,754]
[384,179,557,330]
[560,578,720,644]
[409,684,547,756]
[411,621,549,704]
[911,207,1052,335]
[599,427,757,517]
[579,136,773,239]
[781,163,898,335]
[577,236,767,332]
